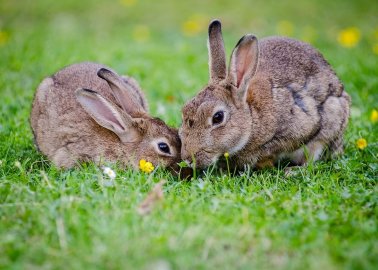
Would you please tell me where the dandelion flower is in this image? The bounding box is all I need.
[301,25,317,43]
[276,20,294,36]
[166,95,175,103]
[373,44,378,55]
[182,20,201,36]
[181,14,207,37]
[224,152,229,158]
[356,138,367,150]
[370,109,378,123]
[139,159,154,173]
[337,27,360,48]
[119,0,137,7]
[132,25,150,42]
[103,167,116,179]
[0,30,9,46]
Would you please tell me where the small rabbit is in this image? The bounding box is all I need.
[179,20,351,169]
[30,62,181,170]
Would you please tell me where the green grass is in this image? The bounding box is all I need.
[1,0,377,269]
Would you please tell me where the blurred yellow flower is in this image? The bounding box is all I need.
[139,159,154,173]
[301,26,317,43]
[166,95,175,103]
[181,14,207,37]
[0,30,9,46]
[370,109,378,123]
[276,20,294,36]
[224,152,229,158]
[182,21,201,36]
[374,28,378,39]
[337,27,360,48]
[356,138,367,150]
[132,25,150,42]
[119,0,137,7]
[373,43,378,55]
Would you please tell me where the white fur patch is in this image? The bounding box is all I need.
[311,141,324,161]
[36,77,54,104]
[228,131,250,155]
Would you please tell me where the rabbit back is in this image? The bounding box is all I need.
[240,37,351,165]
[31,62,129,167]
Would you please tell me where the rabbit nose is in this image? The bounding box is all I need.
[180,152,194,167]
[180,150,189,162]
[181,147,194,164]
[181,145,195,164]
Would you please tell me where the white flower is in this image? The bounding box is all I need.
[103,167,116,179]
[157,102,167,116]
[14,161,21,169]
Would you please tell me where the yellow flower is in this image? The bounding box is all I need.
[373,44,378,55]
[301,25,317,43]
[0,30,9,46]
[276,20,294,36]
[370,109,378,123]
[181,14,207,37]
[119,0,137,7]
[374,28,378,39]
[356,138,367,150]
[132,25,150,42]
[139,159,154,173]
[224,152,229,158]
[337,27,360,48]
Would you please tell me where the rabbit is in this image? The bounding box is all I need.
[30,62,182,171]
[179,20,351,169]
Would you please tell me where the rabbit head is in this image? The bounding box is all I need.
[76,68,182,171]
[179,20,259,169]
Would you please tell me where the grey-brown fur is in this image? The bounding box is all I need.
[31,62,181,169]
[179,20,351,169]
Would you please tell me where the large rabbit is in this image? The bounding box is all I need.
[31,62,181,170]
[179,20,351,169]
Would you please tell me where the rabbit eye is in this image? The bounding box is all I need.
[158,142,170,154]
[212,111,224,125]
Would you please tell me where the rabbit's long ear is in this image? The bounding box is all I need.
[208,20,227,82]
[97,68,146,116]
[121,75,149,113]
[228,34,259,103]
[76,88,142,143]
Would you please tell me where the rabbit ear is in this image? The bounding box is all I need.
[228,34,259,102]
[97,68,146,116]
[75,88,142,143]
[121,75,149,113]
[208,20,227,82]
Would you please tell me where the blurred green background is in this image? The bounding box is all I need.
[0,0,377,269]
[1,0,377,126]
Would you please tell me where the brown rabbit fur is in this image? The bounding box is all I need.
[179,20,351,169]
[31,62,181,170]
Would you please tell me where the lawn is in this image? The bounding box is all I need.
[0,0,377,269]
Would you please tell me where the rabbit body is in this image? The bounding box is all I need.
[179,21,350,169]
[31,62,181,169]
[235,36,350,167]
